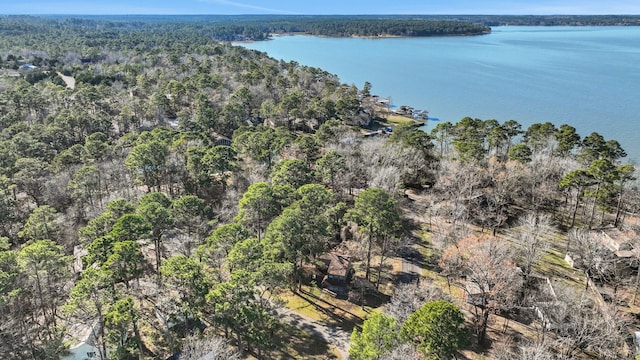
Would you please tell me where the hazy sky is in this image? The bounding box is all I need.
[2,0,640,15]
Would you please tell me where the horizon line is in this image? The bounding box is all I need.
[2,13,640,16]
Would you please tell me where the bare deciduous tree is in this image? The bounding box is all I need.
[495,338,556,360]
[514,213,552,285]
[433,160,483,226]
[518,152,572,216]
[180,335,242,360]
[548,285,631,359]
[384,282,449,324]
[568,229,611,290]
[380,343,419,360]
[441,236,522,345]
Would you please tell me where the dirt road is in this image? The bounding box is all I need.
[275,307,351,359]
[56,71,75,89]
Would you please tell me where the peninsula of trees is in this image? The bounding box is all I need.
[1,15,639,360]
[1,15,491,42]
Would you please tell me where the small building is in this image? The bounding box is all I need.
[464,281,487,307]
[376,98,390,107]
[18,63,38,71]
[600,227,634,252]
[213,135,232,147]
[318,253,352,286]
[63,321,103,360]
[569,229,638,277]
[65,341,100,360]
[397,105,414,116]
[246,116,264,126]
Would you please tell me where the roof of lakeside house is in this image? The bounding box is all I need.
[19,64,38,70]
[601,226,637,253]
[319,253,351,278]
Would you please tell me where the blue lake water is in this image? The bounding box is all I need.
[240,26,640,162]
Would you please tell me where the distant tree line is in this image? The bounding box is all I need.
[0,15,490,43]
[445,14,640,26]
[210,16,491,39]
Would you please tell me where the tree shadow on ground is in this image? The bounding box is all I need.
[296,289,363,332]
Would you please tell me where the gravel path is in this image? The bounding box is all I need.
[275,306,351,359]
[56,71,76,89]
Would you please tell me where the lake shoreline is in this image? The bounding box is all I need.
[240,26,640,162]
[233,30,491,44]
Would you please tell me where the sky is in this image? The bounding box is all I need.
[2,0,640,15]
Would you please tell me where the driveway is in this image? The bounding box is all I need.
[276,306,351,359]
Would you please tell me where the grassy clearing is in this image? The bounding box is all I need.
[282,290,325,322]
[534,230,589,288]
[280,285,373,331]
[279,253,405,333]
[368,255,402,295]
[382,115,419,126]
[540,248,572,271]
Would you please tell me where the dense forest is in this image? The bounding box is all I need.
[1,15,640,360]
[0,15,491,42]
[434,14,640,26]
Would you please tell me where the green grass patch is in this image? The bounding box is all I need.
[384,115,419,126]
[423,268,461,295]
[536,247,588,290]
[373,114,424,128]
[281,285,373,331]
[541,248,572,271]
[280,290,325,322]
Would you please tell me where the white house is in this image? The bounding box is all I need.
[63,321,103,360]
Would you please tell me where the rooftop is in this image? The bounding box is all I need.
[319,253,351,278]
